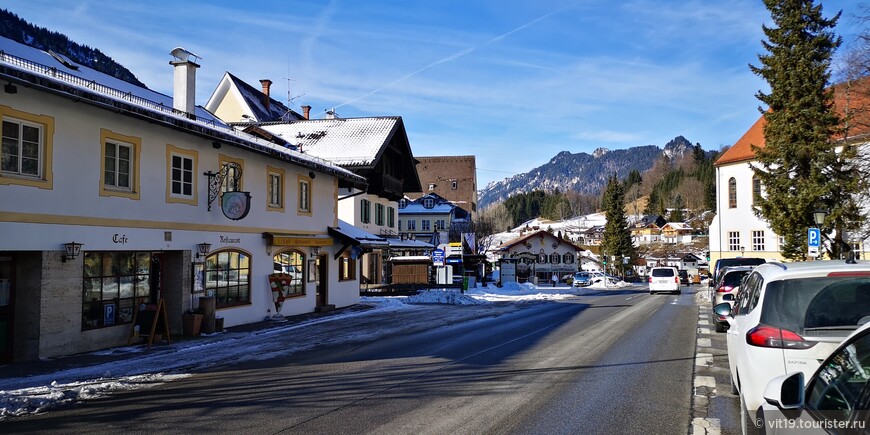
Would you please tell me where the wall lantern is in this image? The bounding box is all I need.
[310,246,321,256]
[196,242,212,262]
[813,209,827,226]
[62,241,83,262]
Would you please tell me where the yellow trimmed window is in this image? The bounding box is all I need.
[166,144,198,205]
[0,105,54,189]
[100,129,141,200]
[298,174,312,215]
[267,166,285,211]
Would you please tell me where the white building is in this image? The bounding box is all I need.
[496,230,584,284]
[205,77,423,287]
[0,38,369,362]
[709,79,870,270]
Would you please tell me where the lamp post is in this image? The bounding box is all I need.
[812,209,826,261]
[740,246,745,258]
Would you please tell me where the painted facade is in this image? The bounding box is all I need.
[0,38,367,361]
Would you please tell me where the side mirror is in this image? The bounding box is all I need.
[713,302,732,317]
[722,294,734,302]
[764,372,804,409]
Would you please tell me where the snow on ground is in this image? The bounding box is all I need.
[0,279,630,420]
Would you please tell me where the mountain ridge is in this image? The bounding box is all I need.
[479,136,694,208]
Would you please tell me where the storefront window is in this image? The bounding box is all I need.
[82,251,151,330]
[205,250,251,308]
[272,251,305,297]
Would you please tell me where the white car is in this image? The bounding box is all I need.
[648,266,680,294]
[760,320,870,433]
[714,260,870,434]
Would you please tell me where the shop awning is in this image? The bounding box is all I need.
[328,220,389,248]
[262,232,333,247]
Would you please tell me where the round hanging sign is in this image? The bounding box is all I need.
[221,191,252,220]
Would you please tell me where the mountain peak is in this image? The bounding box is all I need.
[592,147,610,158]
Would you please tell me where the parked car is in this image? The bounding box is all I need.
[714,260,870,435]
[588,272,619,286]
[760,320,870,433]
[572,271,592,287]
[709,257,766,289]
[648,266,680,294]
[710,266,755,332]
[678,269,690,285]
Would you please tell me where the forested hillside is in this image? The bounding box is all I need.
[0,9,146,87]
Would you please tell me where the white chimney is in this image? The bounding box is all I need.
[169,47,201,117]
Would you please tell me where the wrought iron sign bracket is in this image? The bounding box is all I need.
[204,162,242,211]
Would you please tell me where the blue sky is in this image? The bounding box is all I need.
[4,0,865,188]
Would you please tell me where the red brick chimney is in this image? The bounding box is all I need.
[302,105,311,120]
[260,79,272,112]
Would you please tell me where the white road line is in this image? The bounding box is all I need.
[691,417,721,435]
[697,338,711,348]
[698,327,712,335]
[695,353,713,367]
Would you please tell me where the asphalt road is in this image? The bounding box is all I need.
[3,286,700,434]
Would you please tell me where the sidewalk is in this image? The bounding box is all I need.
[0,304,375,382]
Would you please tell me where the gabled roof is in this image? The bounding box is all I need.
[662,222,693,231]
[399,192,458,215]
[253,117,405,167]
[205,72,304,123]
[0,36,366,190]
[497,230,584,252]
[716,76,870,166]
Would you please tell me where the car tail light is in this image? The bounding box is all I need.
[648,276,652,283]
[675,276,679,284]
[746,324,816,349]
[716,285,733,293]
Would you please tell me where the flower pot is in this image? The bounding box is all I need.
[182,313,203,336]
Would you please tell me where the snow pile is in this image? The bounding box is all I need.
[1,373,189,419]
[407,289,482,305]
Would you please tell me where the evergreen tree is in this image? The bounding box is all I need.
[600,175,636,274]
[750,0,863,260]
[669,194,685,222]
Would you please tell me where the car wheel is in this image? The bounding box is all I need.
[715,321,726,333]
[649,291,655,295]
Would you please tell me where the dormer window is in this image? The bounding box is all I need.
[451,180,457,190]
[428,183,436,191]
[398,198,407,209]
[423,198,435,209]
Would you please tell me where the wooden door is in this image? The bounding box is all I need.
[315,255,328,306]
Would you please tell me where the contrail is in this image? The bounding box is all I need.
[334,6,572,110]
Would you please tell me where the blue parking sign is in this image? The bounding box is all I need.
[808,227,821,248]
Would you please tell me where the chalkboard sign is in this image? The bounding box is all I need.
[129,298,170,348]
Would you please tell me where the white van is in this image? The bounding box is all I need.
[648,266,680,295]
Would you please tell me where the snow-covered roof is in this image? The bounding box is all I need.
[386,238,434,249]
[663,222,694,231]
[329,220,389,247]
[0,36,365,189]
[254,117,401,166]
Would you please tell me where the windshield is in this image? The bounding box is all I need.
[760,277,870,335]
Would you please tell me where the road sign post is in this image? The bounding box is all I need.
[808,228,821,259]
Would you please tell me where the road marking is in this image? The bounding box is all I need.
[695,353,713,367]
[698,320,710,326]
[691,417,721,435]
[697,327,712,335]
[697,337,711,348]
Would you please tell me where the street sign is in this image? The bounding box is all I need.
[432,249,445,266]
[808,246,820,258]
[808,227,821,248]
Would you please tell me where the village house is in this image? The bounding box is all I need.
[496,230,584,284]
[204,73,425,289]
[0,38,369,362]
